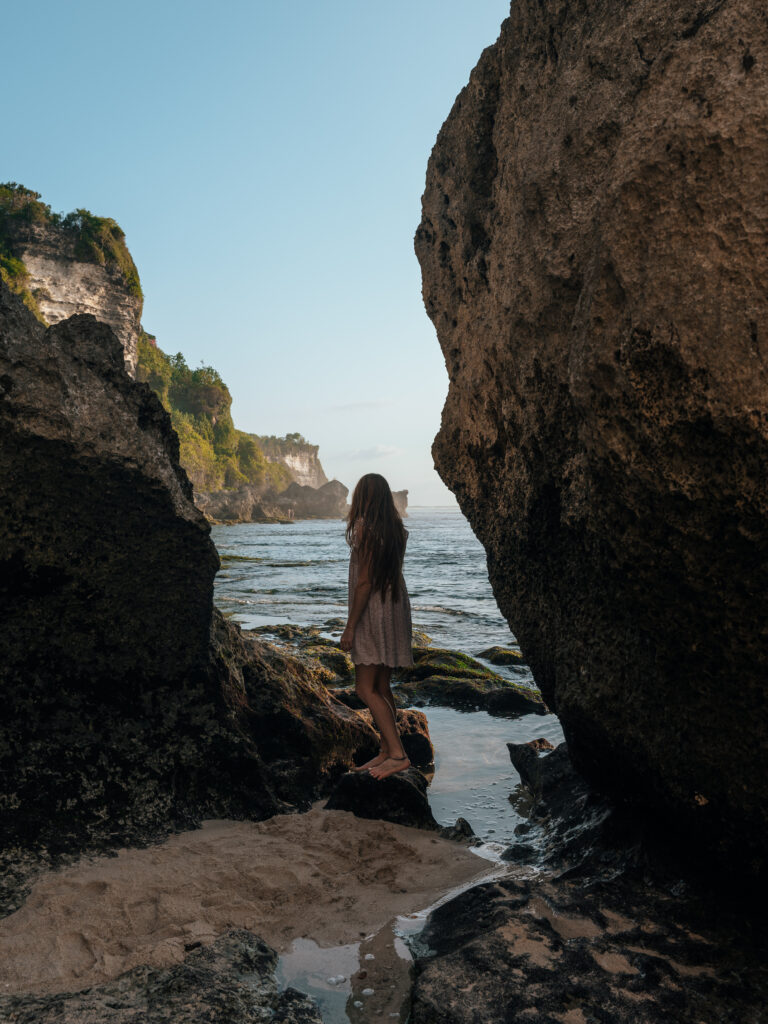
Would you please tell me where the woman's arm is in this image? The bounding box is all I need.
[340,549,372,653]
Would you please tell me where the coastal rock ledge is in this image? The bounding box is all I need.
[416,0,768,875]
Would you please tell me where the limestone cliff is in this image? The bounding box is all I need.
[416,0,768,874]
[0,184,142,375]
[256,434,329,488]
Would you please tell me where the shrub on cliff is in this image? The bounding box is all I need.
[0,182,142,300]
[135,334,291,494]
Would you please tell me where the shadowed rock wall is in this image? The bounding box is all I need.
[0,281,373,856]
[416,0,768,873]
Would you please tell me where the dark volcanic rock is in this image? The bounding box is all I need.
[0,929,322,1024]
[324,768,440,831]
[413,742,768,1024]
[410,875,768,1024]
[415,0,768,874]
[0,282,374,883]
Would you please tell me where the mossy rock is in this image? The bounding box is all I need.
[394,673,547,718]
[478,645,528,668]
[411,628,434,647]
[303,645,354,681]
[396,647,501,683]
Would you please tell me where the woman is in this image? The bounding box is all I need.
[340,473,414,780]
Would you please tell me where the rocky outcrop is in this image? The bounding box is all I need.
[325,769,441,831]
[257,435,329,488]
[394,647,546,716]
[411,740,768,1024]
[198,479,349,522]
[393,488,408,516]
[4,219,141,375]
[195,483,286,523]
[0,930,323,1024]
[0,280,374,868]
[416,0,768,874]
[277,479,349,518]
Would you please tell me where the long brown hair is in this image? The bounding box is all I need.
[346,473,406,601]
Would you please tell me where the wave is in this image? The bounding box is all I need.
[412,604,467,616]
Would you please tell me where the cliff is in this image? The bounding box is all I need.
[416,0,768,875]
[0,183,142,375]
[0,278,374,860]
[256,433,329,488]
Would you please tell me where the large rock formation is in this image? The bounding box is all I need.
[277,479,350,518]
[0,280,374,863]
[256,435,329,488]
[1,189,142,375]
[416,0,768,873]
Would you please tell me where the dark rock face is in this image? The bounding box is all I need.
[0,929,322,1024]
[410,874,768,1024]
[0,282,373,866]
[415,0,768,872]
[324,769,440,831]
[412,742,768,1024]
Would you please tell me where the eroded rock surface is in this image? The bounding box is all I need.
[0,929,322,1024]
[416,0,768,873]
[0,282,373,889]
[324,769,440,831]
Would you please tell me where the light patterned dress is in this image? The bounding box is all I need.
[348,524,414,668]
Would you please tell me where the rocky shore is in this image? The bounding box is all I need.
[197,481,409,525]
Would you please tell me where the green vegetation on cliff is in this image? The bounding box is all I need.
[136,334,292,493]
[0,183,142,310]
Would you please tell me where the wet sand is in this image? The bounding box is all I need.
[0,804,489,998]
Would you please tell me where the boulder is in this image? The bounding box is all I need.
[0,282,373,865]
[477,646,528,671]
[324,768,440,831]
[395,647,546,716]
[0,929,323,1024]
[351,707,435,768]
[277,479,349,518]
[415,0,768,873]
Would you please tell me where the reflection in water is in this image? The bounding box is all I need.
[277,923,413,1024]
[424,706,564,846]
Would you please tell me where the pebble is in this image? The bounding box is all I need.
[326,975,346,985]
[364,953,375,960]
[353,1001,363,1009]
[362,987,375,996]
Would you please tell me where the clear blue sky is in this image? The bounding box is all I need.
[4,1,508,504]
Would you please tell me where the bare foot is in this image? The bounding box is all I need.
[353,751,388,773]
[369,755,410,780]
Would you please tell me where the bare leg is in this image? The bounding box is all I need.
[355,664,409,779]
[368,665,410,780]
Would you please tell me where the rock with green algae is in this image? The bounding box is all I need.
[0,929,323,1024]
[394,648,546,716]
[477,646,528,671]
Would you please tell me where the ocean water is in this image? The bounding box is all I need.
[212,507,564,847]
[213,506,520,661]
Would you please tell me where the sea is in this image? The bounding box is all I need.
[212,507,563,848]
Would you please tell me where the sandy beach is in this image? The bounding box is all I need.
[0,804,489,998]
